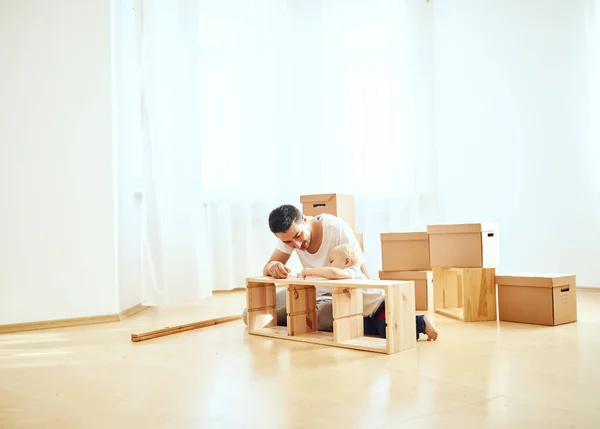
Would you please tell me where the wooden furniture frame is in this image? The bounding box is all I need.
[433,267,497,322]
[245,276,416,354]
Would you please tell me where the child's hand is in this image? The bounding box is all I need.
[301,268,313,279]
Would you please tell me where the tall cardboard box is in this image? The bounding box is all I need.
[356,232,364,251]
[380,232,430,271]
[495,273,577,326]
[427,223,498,268]
[300,193,355,231]
[379,270,432,311]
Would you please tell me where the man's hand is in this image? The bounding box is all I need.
[266,261,291,279]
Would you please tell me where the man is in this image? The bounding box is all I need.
[242,204,365,330]
[263,204,368,281]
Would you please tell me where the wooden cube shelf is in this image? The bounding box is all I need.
[432,267,497,322]
[245,276,417,354]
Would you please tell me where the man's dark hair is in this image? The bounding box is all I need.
[268,204,303,234]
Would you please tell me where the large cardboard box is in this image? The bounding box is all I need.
[495,273,577,326]
[427,223,498,268]
[380,232,430,271]
[356,232,364,251]
[300,193,355,231]
[432,267,497,322]
[379,270,432,311]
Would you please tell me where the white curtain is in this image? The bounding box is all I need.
[195,0,435,289]
[138,0,212,305]
[133,0,600,303]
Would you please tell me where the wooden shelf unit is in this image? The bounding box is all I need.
[432,267,497,322]
[245,276,417,354]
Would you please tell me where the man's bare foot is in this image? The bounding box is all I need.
[423,316,438,341]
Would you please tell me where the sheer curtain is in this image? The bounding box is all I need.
[137,0,212,305]
[196,0,435,289]
[133,0,600,303]
[135,0,434,301]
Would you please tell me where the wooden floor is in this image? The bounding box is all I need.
[1,290,600,428]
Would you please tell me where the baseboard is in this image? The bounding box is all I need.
[212,288,246,294]
[0,303,149,334]
[577,286,600,293]
[0,314,120,334]
[118,303,149,320]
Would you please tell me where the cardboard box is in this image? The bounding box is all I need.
[380,232,430,271]
[495,273,577,326]
[300,193,355,231]
[432,267,497,322]
[379,270,432,311]
[356,232,364,251]
[427,223,498,268]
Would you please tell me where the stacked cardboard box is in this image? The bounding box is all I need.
[295,195,578,327]
[427,222,577,326]
[300,193,363,251]
[427,223,499,322]
[378,232,432,311]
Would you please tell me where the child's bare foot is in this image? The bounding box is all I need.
[423,316,438,341]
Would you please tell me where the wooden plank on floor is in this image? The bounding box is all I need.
[130,314,242,342]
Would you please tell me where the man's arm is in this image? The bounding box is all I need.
[263,249,292,278]
[302,267,351,280]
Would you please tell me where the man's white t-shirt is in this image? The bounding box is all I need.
[276,214,384,316]
[276,214,363,268]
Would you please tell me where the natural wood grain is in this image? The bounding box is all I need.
[246,276,417,354]
[386,280,417,353]
[433,267,496,322]
[251,326,387,353]
[130,314,241,342]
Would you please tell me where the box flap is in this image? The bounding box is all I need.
[300,193,336,203]
[380,232,428,241]
[427,222,498,234]
[495,273,576,288]
[379,270,430,280]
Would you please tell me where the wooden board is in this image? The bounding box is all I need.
[131,314,241,342]
[251,326,387,354]
[246,276,402,290]
[435,307,464,321]
[385,280,417,353]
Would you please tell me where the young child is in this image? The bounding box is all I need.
[301,243,438,341]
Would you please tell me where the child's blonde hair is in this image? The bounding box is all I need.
[330,243,364,266]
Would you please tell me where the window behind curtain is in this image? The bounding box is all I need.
[197,1,418,200]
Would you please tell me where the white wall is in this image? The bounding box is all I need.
[433,0,600,286]
[0,0,119,324]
